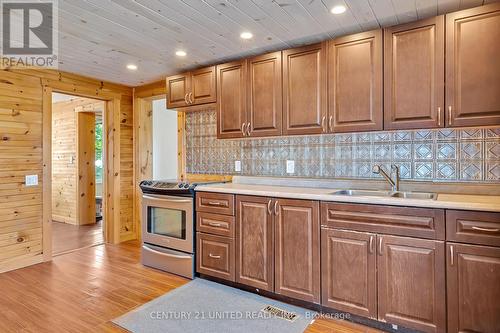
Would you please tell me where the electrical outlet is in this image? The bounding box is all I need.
[286,160,295,174]
[25,175,38,186]
[234,160,241,172]
[392,324,398,330]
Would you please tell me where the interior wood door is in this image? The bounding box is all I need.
[384,16,445,130]
[166,73,190,109]
[321,229,377,318]
[447,243,500,333]
[377,235,446,333]
[328,30,383,133]
[191,66,216,105]
[247,52,282,137]
[275,199,320,303]
[446,3,500,127]
[235,195,274,291]
[282,43,327,135]
[217,60,247,139]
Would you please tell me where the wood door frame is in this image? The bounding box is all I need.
[42,84,121,261]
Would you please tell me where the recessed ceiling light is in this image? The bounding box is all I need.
[126,64,137,70]
[176,50,187,57]
[240,31,253,39]
[331,5,346,14]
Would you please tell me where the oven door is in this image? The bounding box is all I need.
[142,194,193,254]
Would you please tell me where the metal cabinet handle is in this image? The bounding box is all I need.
[274,200,279,216]
[437,107,441,126]
[369,236,374,254]
[184,93,189,104]
[378,237,383,256]
[321,116,326,133]
[448,106,452,126]
[241,123,247,136]
[208,222,222,227]
[207,201,225,207]
[471,226,500,233]
[189,92,194,104]
[267,199,272,215]
[247,122,251,136]
[209,253,221,259]
[329,115,333,132]
[450,245,454,266]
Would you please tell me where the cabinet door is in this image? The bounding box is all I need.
[447,243,500,333]
[166,73,190,109]
[446,3,500,127]
[282,43,327,135]
[275,199,320,303]
[191,66,216,105]
[384,16,445,130]
[378,235,446,333]
[321,229,377,318]
[235,195,274,291]
[196,232,235,281]
[217,61,247,139]
[328,30,383,133]
[248,52,282,137]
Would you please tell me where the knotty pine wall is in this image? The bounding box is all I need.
[0,69,135,272]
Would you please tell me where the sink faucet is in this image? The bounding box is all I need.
[373,164,400,192]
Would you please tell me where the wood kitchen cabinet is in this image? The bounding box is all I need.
[166,66,216,109]
[328,30,383,133]
[216,60,248,139]
[321,229,377,318]
[275,199,320,303]
[446,3,500,127]
[247,52,282,137]
[447,243,500,333]
[384,16,445,130]
[282,43,327,135]
[235,195,274,291]
[378,235,446,333]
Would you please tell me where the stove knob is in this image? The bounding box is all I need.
[184,183,190,188]
[178,183,184,188]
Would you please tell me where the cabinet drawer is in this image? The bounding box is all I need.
[446,210,500,247]
[197,212,234,238]
[196,192,234,215]
[321,202,445,240]
[196,232,234,281]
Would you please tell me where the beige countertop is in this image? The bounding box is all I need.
[195,178,500,213]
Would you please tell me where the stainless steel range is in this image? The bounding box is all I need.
[139,180,218,279]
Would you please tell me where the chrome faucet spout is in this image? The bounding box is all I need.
[373,165,399,192]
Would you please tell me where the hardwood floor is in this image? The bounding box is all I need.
[0,241,381,333]
[52,220,104,255]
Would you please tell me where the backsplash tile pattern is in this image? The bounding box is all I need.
[185,110,500,182]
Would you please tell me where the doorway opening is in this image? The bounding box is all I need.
[51,92,105,255]
[152,98,178,180]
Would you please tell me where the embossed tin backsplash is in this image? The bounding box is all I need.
[185,110,500,182]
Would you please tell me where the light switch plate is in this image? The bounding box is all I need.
[286,160,295,174]
[234,160,241,172]
[25,175,38,186]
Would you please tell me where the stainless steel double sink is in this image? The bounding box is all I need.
[331,189,438,200]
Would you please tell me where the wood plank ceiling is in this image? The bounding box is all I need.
[49,0,496,86]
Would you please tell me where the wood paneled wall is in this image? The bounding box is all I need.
[0,68,135,273]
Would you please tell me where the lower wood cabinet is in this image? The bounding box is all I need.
[275,199,320,303]
[378,235,446,333]
[321,229,377,318]
[235,195,274,291]
[196,232,235,281]
[447,243,500,333]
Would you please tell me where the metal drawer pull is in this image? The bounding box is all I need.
[378,237,383,256]
[437,107,441,126]
[267,200,272,215]
[471,226,500,232]
[274,200,279,216]
[209,253,221,259]
[208,222,222,227]
[241,123,247,136]
[448,106,452,126]
[207,201,225,207]
[369,236,374,254]
[450,245,454,266]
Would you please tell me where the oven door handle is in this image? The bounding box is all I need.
[142,194,192,203]
[142,245,192,259]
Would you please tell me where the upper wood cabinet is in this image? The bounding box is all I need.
[446,3,500,127]
[166,66,216,109]
[328,30,383,133]
[217,60,247,139]
[384,16,445,130]
[247,52,282,137]
[447,243,500,333]
[275,198,320,303]
[282,43,327,135]
[235,195,274,291]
